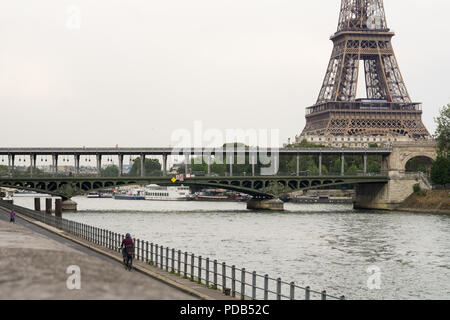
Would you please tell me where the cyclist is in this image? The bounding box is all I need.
[10,210,16,224]
[120,233,134,266]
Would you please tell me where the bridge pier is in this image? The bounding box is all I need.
[61,199,78,212]
[354,171,431,210]
[52,154,58,175]
[96,154,102,175]
[8,154,14,177]
[118,154,124,176]
[30,154,36,177]
[247,198,284,211]
[75,154,80,176]
[163,154,168,176]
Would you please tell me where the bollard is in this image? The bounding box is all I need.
[222,263,226,294]
[206,258,210,287]
[146,242,149,263]
[184,252,188,279]
[231,266,236,297]
[166,247,169,272]
[178,250,181,274]
[305,286,311,300]
[160,246,164,269]
[171,248,175,273]
[213,260,218,290]
[150,243,154,264]
[190,254,195,281]
[241,268,246,300]
[155,244,159,267]
[136,239,140,260]
[264,275,269,300]
[290,282,295,300]
[198,256,202,284]
[321,290,327,300]
[276,278,282,300]
[252,271,257,300]
[45,198,52,215]
[34,198,41,211]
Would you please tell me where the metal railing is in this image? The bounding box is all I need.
[0,201,346,300]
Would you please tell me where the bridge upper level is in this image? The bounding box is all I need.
[0,147,392,156]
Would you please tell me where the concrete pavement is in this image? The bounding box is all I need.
[0,210,197,300]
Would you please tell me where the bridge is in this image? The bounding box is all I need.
[0,142,437,211]
[0,147,391,177]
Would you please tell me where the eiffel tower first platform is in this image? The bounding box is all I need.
[301,0,430,139]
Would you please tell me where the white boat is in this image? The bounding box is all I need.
[143,185,191,201]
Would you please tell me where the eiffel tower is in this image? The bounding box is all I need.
[301,0,430,138]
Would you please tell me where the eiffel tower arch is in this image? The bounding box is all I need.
[301,0,430,139]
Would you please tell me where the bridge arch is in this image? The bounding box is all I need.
[403,154,436,173]
[405,155,435,174]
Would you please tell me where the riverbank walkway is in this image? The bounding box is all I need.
[0,207,232,300]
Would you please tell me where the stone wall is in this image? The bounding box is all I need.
[354,172,429,210]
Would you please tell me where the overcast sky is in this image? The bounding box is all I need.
[1,0,449,148]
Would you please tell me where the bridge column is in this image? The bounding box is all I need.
[163,154,168,176]
[30,154,37,177]
[52,154,58,175]
[184,154,190,174]
[341,153,345,176]
[273,154,279,175]
[140,154,145,177]
[74,154,80,176]
[207,155,211,176]
[118,154,124,176]
[228,154,233,177]
[96,154,102,175]
[296,154,300,177]
[363,154,367,175]
[251,153,256,177]
[8,154,14,177]
[318,153,322,176]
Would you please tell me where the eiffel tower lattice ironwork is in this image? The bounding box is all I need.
[301,0,430,138]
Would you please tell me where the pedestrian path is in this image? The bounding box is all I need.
[0,210,197,300]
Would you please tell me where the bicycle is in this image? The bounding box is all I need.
[122,247,134,271]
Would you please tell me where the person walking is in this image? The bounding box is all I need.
[10,210,16,223]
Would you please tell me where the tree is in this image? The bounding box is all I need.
[128,158,162,176]
[101,165,119,177]
[0,165,8,176]
[430,156,450,185]
[435,104,450,157]
[430,104,450,185]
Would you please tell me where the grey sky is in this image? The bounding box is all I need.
[1,0,449,147]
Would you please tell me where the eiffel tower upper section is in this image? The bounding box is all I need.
[302,0,430,138]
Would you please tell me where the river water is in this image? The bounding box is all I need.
[12,195,450,300]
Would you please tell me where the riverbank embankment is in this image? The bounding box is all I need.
[397,190,450,214]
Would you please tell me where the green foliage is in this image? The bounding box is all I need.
[0,165,8,176]
[128,158,162,176]
[435,104,450,157]
[430,155,450,185]
[286,139,326,149]
[101,165,119,177]
[368,143,380,148]
[413,183,421,193]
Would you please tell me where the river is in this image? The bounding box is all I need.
[12,194,450,300]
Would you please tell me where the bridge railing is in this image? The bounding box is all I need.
[0,200,346,301]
